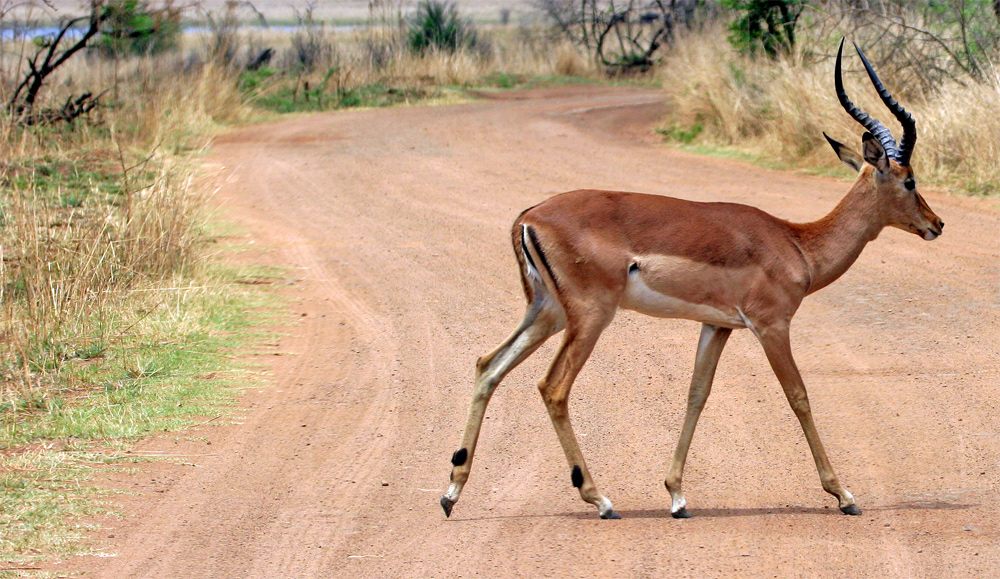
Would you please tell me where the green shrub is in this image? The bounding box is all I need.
[723,0,804,58]
[98,0,182,56]
[408,0,477,54]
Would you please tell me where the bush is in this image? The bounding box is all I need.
[98,0,182,56]
[723,0,804,58]
[408,0,477,54]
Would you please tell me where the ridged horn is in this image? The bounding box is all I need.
[834,38,901,162]
[853,41,917,167]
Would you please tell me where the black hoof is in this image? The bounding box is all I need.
[671,508,693,519]
[440,496,455,518]
[840,504,862,516]
[600,509,621,520]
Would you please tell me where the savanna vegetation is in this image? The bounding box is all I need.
[1,0,996,570]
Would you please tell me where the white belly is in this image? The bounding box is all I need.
[619,270,746,329]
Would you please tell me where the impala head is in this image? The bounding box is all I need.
[825,38,944,241]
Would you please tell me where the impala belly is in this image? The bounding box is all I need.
[619,256,747,329]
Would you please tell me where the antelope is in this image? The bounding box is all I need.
[441,39,943,520]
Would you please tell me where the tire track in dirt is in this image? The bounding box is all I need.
[60,85,999,579]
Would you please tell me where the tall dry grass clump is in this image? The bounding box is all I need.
[0,42,250,413]
[916,75,1000,195]
[656,26,1000,195]
[0,155,207,410]
[114,59,253,149]
[381,32,593,86]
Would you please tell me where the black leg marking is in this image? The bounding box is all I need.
[451,448,468,467]
[571,465,583,488]
[841,504,862,516]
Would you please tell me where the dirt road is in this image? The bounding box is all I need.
[63,86,998,578]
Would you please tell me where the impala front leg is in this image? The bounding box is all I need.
[665,323,732,518]
[758,325,860,515]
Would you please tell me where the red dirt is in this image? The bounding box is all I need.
[54,86,999,578]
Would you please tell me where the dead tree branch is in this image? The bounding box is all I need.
[7,1,109,124]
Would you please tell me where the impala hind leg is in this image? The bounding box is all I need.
[441,298,563,517]
[758,326,860,515]
[537,310,620,519]
[665,323,732,518]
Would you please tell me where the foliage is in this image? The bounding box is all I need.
[97,0,182,56]
[827,0,1000,87]
[533,0,700,73]
[723,0,805,58]
[657,121,705,143]
[408,0,477,54]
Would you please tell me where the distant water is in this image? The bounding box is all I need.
[1,23,361,42]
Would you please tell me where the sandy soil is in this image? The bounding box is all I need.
[54,86,998,578]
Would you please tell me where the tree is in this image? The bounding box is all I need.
[534,0,700,73]
[7,1,111,124]
[97,0,182,56]
[723,0,805,58]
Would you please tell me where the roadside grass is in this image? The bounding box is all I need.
[0,66,282,567]
[239,67,438,113]
[0,261,284,571]
[0,449,118,575]
[1,269,279,446]
[237,66,646,116]
[223,22,606,115]
[659,139,859,181]
[655,25,1000,197]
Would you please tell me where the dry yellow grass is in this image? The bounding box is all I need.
[326,25,596,89]
[656,26,1000,195]
[0,42,252,409]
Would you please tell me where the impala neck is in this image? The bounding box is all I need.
[794,175,886,294]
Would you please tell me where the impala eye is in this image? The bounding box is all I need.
[904,178,916,191]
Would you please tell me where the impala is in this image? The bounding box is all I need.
[441,39,943,520]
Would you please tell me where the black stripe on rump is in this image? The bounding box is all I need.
[525,225,560,292]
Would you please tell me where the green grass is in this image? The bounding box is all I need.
[239,67,436,113]
[237,68,654,115]
[1,122,290,569]
[2,270,278,446]
[1,150,129,207]
[657,122,704,144]
[0,448,134,574]
[0,263,285,568]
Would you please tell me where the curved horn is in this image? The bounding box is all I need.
[853,41,917,166]
[834,38,900,162]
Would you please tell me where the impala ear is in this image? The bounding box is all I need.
[861,132,890,173]
[823,132,863,173]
